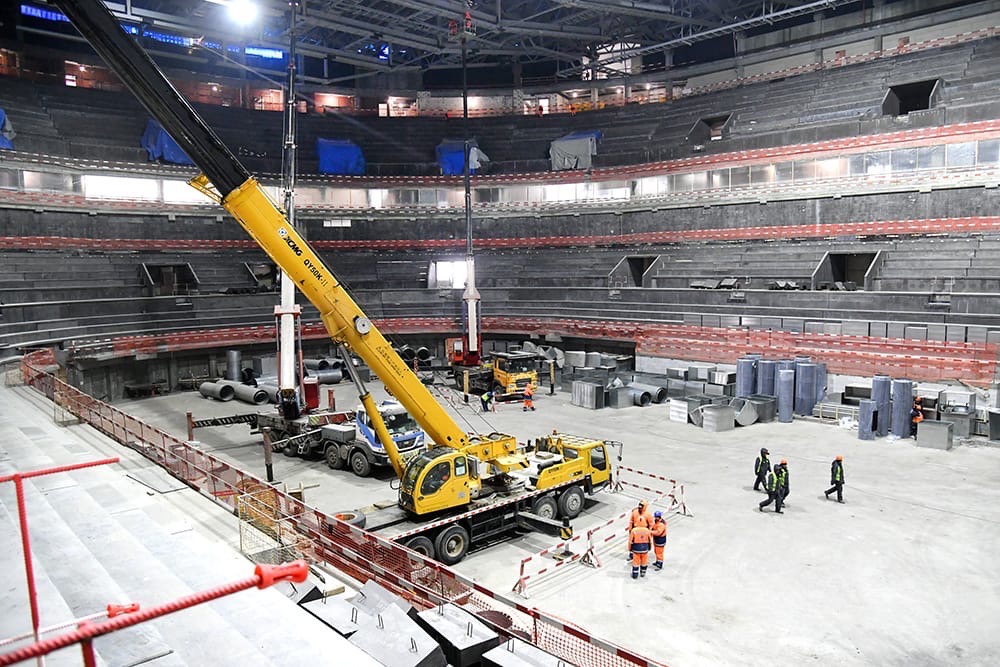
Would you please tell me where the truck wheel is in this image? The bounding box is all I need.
[332,510,366,529]
[281,438,298,457]
[434,525,469,565]
[531,495,558,520]
[404,535,435,558]
[349,450,372,477]
[557,486,585,519]
[324,443,344,469]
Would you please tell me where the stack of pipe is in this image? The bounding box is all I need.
[627,382,668,404]
[199,382,235,401]
[217,379,269,405]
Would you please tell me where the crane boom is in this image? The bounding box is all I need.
[54,0,472,458]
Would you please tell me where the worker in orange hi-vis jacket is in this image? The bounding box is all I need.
[626,499,654,561]
[651,510,668,571]
[522,383,536,412]
[628,523,654,579]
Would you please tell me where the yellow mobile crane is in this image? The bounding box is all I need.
[57,0,618,564]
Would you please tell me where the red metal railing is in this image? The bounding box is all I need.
[17,350,666,667]
[0,561,307,666]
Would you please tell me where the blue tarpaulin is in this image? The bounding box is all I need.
[436,139,488,176]
[316,138,365,175]
[0,108,15,150]
[141,119,194,165]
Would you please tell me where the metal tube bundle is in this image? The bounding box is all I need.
[872,374,892,437]
[891,378,914,437]
[629,389,652,407]
[225,350,242,381]
[736,358,756,398]
[776,359,796,373]
[858,399,876,440]
[304,358,333,370]
[626,382,668,404]
[308,369,344,385]
[777,370,795,422]
[415,347,432,361]
[257,384,280,404]
[199,381,235,401]
[756,360,776,396]
[217,379,268,405]
[794,362,818,416]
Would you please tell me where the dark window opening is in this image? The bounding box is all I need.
[141,263,198,296]
[626,256,656,287]
[814,252,876,290]
[883,80,939,116]
[689,113,732,144]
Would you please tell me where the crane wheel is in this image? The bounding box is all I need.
[434,525,469,565]
[557,486,585,519]
[531,495,558,520]
[324,442,344,469]
[349,450,372,477]
[332,510,366,529]
[404,535,435,558]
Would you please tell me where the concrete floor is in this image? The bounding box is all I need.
[110,375,1000,667]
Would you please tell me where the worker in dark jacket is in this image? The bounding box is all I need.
[777,459,790,504]
[758,464,783,514]
[753,447,770,491]
[825,455,845,503]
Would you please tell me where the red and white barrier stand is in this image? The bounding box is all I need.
[613,465,692,517]
[511,531,589,598]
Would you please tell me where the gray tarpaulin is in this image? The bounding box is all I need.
[549,130,602,171]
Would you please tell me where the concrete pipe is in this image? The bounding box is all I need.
[199,382,235,401]
[629,388,652,407]
[415,346,432,361]
[225,350,242,381]
[216,380,268,405]
[309,369,344,385]
[627,382,668,404]
[398,345,416,361]
[304,358,333,371]
[257,384,280,404]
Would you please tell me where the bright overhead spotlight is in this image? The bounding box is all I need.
[228,0,258,26]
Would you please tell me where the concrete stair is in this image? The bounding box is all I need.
[0,387,351,666]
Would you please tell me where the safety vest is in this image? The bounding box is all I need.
[481,391,492,401]
[755,455,769,475]
[832,461,843,483]
[776,468,787,489]
[651,520,667,546]
[525,385,534,398]
[765,472,776,492]
[629,507,653,529]
[629,526,652,552]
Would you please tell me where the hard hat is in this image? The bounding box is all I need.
[654,510,662,519]
[638,499,648,508]
[835,455,843,461]
[780,459,788,465]
[761,448,769,455]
